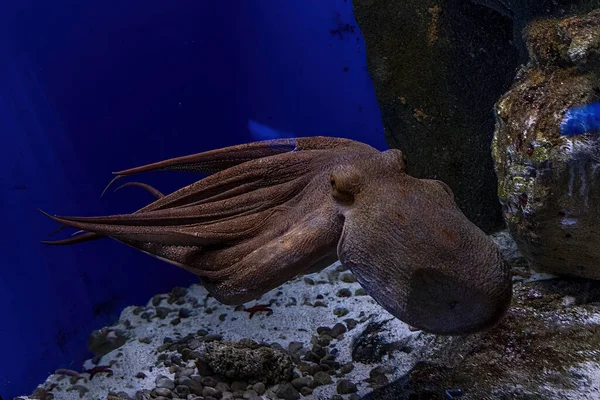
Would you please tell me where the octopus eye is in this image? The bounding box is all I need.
[330,175,337,189]
[329,170,360,203]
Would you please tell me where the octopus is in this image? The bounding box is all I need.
[40,137,512,335]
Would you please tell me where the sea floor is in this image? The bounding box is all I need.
[17,231,600,400]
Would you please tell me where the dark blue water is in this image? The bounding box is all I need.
[0,1,386,397]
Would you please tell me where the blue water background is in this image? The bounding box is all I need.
[0,0,385,396]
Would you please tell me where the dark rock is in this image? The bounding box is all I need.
[230,381,248,392]
[174,385,190,398]
[333,307,349,317]
[292,377,314,390]
[135,372,146,379]
[153,388,172,398]
[340,273,357,283]
[275,382,301,400]
[337,379,358,394]
[493,9,600,279]
[344,318,358,330]
[179,376,203,395]
[201,376,218,387]
[155,307,171,319]
[336,288,352,297]
[87,328,129,356]
[313,371,333,386]
[354,288,367,296]
[179,308,192,318]
[353,0,520,233]
[155,375,175,390]
[201,340,293,384]
[202,386,222,399]
[330,323,347,338]
[252,382,266,395]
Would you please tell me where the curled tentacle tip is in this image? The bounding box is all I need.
[100,175,123,198]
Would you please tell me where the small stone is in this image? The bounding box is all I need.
[313,300,328,307]
[288,341,304,354]
[175,385,190,398]
[313,371,333,386]
[354,288,367,296]
[197,329,209,336]
[339,363,354,375]
[300,387,313,396]
[216,382,230,393]
[331,395,344,400]
[336,288,352,297]
[170,317,181,325]
[138,337,151,344]
[179,308,192,318]
[203,334,223,342]
[152,294,165,306]
[243,389,258,398]
[154,388,172,397]
[344,318,358,330]
[337,379,357,394]
[203,386,222,399]
[292,377,314,390]
[135,372,146,379]
[178,367,195,377]
[304,277,315,285]
[318,335,332,346]
[330,323,347,338]
[340,273,357,283]
[275,382,301,400]
[221,392,234,400]
[201,376,218,387]
[252,382,266,395]
[333,307,349,317]
[155,375,175,389]
[156,307,171,319]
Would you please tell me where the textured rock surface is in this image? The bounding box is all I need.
[353,0,519,233]
[492,9,600,279]
[353,0,600,233]
[200,340,294,384]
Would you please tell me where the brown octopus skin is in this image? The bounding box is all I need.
[40,136,512,335]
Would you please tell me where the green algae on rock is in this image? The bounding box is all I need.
[492,9,600,280]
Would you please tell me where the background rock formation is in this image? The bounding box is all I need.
[353,0,600,233]
[492,10,600,279]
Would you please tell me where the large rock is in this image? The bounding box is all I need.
[492,10,600,279]
[353,0,600,233]
[353,0,519,232]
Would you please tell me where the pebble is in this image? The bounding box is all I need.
[252,382,266,395]
[292,377,314,390]
[202,386,221,398]
[344,318,358,330]
[275,382,301,400]
[333,307,349,317]
[313,371,333,386]
[337,379,358,394]
[243,389,258,398]
[179,308,192,318]
[231,381,248,392]
[155,375,175,390]
[201,376,219,387]
[355,288,367,296]
[336,288,352,297]
[330,323,347,338]
[340,273,357,283]
[154,387,172,397]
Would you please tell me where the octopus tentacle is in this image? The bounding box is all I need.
[113,182,165,199]
[101,137,375,194]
